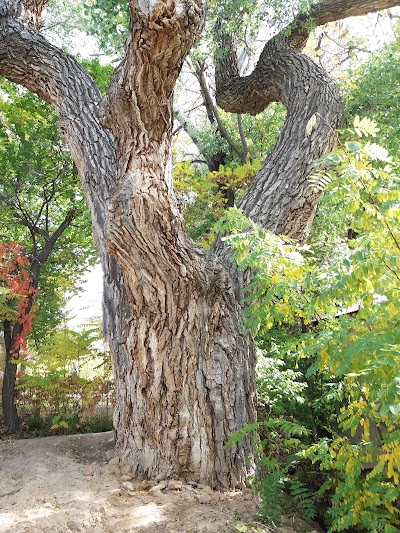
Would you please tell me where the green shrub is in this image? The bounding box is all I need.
[219,118,400,531]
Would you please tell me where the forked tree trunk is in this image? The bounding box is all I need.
[0,0,395,487]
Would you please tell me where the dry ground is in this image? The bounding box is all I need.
[0,432,322,533]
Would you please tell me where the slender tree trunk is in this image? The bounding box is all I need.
[0,210,77,432]
[1,320,19,432]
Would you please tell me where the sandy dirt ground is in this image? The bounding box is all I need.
[0,432,322,533]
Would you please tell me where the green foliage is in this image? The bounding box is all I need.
[0,79,98,341]
[226,415,316,525]
[173,102,285,247]
[174,159,262,247]
[28,325,104,374]
[46,0,129,56]
[287,476,316,522]
[258,456,286,525]
[79,58,113,95]
[214,207,309,334]
[207,0,312,58]
[256,356,307,416]
[258,421,316,525]
[18,370,112,416]
[16,324,113,437]
[81,0,129,56]
[0,286,16,321]
[21,410,113,437]
[343,36,400,160]
[218,118,400,532]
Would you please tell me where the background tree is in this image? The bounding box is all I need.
[0,242,37,432]
[0,0,399,486]
[343,33,400,157]
[0,79,98,431]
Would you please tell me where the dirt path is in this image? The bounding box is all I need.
[0,432,321,533]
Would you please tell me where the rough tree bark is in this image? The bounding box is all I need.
[0,0,398,485]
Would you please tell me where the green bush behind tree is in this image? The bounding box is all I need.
[217,118,400,531]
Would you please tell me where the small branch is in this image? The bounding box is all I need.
[383,260,400,283]
[383,219,400,253]
[196,62,245,160]
[364,190,400,254]
[194,61,216,125]
[237,115,248,164]
[322,32,372,55]
[15,192,37,230]
[17,218,49,240]
[31,207,77,281]
[172,124,183,136]
[173,103,208,158]
[0,191,49,240]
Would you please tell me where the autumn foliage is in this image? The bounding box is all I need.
[0,242,38,357]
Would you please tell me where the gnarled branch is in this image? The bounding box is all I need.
[212,0,399,241]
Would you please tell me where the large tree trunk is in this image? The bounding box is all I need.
[103,251,256,486]
[97,4,256,486]
[0,0,398,486]
[0,0,256,486]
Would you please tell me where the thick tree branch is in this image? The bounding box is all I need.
[211,0,400,242]
[101,0,204,175]
[22,0,49,29]
[215,0,400,115]
[304,0,400,27]
[98,0,207,292]
[34,208,76,266]
[0,4,119,272]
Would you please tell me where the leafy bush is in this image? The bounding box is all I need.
[17,372,113,417]
[226,418,317,525]
[218,117,400,531]
[16,358,114,437]
[19,410,113,438]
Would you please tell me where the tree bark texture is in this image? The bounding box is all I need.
[239,40,342,242]
[98,0,256,487]
[0,0,256,487]
[0,0,398,485]
[215,31,342,242]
